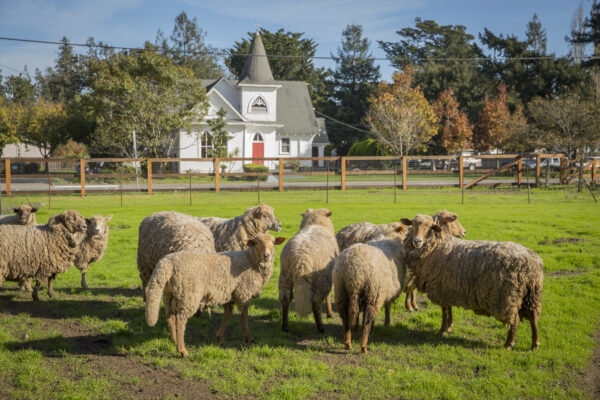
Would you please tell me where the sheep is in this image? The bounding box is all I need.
[145,233,286,357]
[335,222,407,251]
[333,225,410,353]
[0,205,38,226]
[198,203,282,251]
[0,209,88,301]
[0,205,39,292]
[403,210,467,312]
[402,214,543,350]
[137,211,216,301]
[73,215,113,289]
[279,208,339,333]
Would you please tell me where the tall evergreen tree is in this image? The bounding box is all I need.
[325,24,380,154]
[526,13,546,55]
[569,0,600,62]
[2,68,37,105]
[225,28,330,107]
[156,11,223,79]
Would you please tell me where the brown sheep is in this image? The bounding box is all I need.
[279,208,339,333]
[402,214,543,350]
[145,233,286,357]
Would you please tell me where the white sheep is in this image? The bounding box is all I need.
[279,208,339,333]
[145,233,286,357]
[74,215,112,289]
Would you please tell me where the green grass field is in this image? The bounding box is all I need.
[0,187,599,399]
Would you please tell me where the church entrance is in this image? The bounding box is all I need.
[312,146,319,167]
[252,133,264,165]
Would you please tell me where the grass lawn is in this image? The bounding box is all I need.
[0,187,599,399]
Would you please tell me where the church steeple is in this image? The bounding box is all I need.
[239,30,275,83]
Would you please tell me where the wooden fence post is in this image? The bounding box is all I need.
[560,157,566,184]
[458,155,464,189]
[278,158,283,192]
[80,158,86,197]
[535,153,541,187]
[147,159,153,195]
[517,158,522,186]
[5,159,10,197]
[592,159,597,184]
[341,157,346,191]
[402,156,407,190]
[214,158,220,193]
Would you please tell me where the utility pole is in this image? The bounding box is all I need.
[132,130,139,189]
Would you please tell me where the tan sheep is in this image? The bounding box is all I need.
[73,215,112,289]
[0,210,88,301]
[145,233,286,357]
[0,205,39,292]
[333,225,409,353]
[335,222,407,251]
[404,210,467,312]
[137,211,216,301]
[279,208,339,333]
[198,203,282,251]
[402,214,543,350]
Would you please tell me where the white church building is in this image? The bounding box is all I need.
[178,31,329,173]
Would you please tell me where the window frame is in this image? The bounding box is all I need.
[280,137,291,154]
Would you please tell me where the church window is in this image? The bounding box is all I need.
[250,96,268,113]
[199,131,213,158]
[281,138,290,154]
[253,133,264,142]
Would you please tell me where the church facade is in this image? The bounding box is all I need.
[178,31,329,173]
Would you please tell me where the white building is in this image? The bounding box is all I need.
[178,31,329,172]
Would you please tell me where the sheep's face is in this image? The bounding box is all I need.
[13,205,38,225]
[253,204,282,232]
[85,215,112,237]
[433,210,465,238]
[401,215,442,249]
[51,210,88,233]
[247,233,286,263]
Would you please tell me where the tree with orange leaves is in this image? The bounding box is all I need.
[365,66,438,156]
[432,89,473,154]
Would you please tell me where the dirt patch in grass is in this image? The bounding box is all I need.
[580,328,600,400]
[545,270,585,277]
[538,237,586,245]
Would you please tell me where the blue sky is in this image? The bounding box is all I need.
[0,0,591,81]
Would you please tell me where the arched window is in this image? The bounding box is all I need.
[199,131,213,157]
[252,133,264,142]
[250,96,268,113]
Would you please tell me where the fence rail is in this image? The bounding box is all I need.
[0,154,597,197]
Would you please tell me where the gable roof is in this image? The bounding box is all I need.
[239,31,275,84]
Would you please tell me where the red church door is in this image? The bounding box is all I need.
[252,133,264,165]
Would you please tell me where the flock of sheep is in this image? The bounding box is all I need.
[0,203,543,358]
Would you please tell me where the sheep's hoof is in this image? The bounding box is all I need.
[344,342,352,350]
[281,326,289,333]
[317,326,325,334]
[326,313,333,319]
[437,329,448,336]
[360,346,368,354]
[531,343,540,351]
[81,283,89,290]
[179,349,189,358]
[504,343,514,350]
[216,335,224,344]
[413,306,419,311]
[244,336,254,344]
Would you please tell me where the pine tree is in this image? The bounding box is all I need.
[325,24,380,155]
[526,13,546,55]
[208,108,231,159]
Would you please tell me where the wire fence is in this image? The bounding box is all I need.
[0,155,597,207]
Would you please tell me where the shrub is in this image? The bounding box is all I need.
[348,138,391,156]
[243,163,268,181]
[283,160,301,171]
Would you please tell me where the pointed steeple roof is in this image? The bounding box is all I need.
[239,31,275,84]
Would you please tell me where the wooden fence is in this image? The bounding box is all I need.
[0,154,597,196]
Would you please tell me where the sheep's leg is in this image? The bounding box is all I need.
[240,304,254,343]
[175,314,189,357]
[446,307,453,332]
[504,317,519,350]
[410,290,419,311]
[47,274,56,298]
[384,303,391,327]
[438,306,452,335]
[404,291,413,312]
[216,303,233,344]
[19,278,32,292]
[342,313,352,350]
[164,295,177,346]
[312,302,325,333]
[360,305,377,354]
[32,280,41,302]
[280,289,292,332]
[325,294,334,318]
[80,268,89,290]
[530,312,540,351]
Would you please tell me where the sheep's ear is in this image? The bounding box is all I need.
[300,213,306,218]
[325,211,332,217]
[246,238,256,247]
[48,214,60,224]
[85,218,92,225]
[400,218,412,226]
[31,207,38,213]
[105,215,113,222]
[395,225,406,233]
[431,224,442,232]
[12,208,19,214]
[274,237,286,245]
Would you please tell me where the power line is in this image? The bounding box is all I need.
[314,110,374,135]
[0,63,22,74]
[0,35,597,63]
